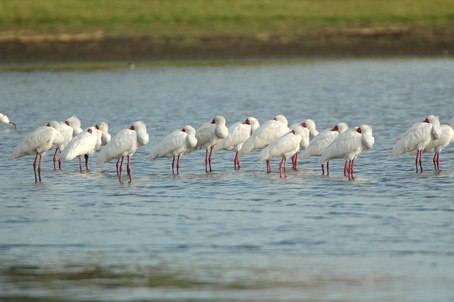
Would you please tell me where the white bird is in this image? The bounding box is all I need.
[149,125,197,174]
[290,118,319,170]
[424,119,454,171]
[11,125,65,182]
[95,122,111,146]
[259,125,310,177]
[241,114,290,172]
[0,112,16,129]
[392,115,441,173]
[65,115,83,136]
[60,126,102,172]
[214,117,260,169]
[47,120,74,170]
[186,115,228,173]
[96,121,149,183]
[320,125,374,180]
[299,122,349,175]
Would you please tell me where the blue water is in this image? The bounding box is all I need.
[1,58,454,301]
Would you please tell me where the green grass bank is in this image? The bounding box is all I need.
[1,0,453,62]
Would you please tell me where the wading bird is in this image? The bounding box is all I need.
[215,117,260,169]
[11,124,65,182]
[241,114,290,172]
[97,121,149,183]
[392,115,441,173]
[320,125,374,180]
[259,125,310,177]
[149,125,197,175]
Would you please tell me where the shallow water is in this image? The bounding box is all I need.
[1,58,454,301]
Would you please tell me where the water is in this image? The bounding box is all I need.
[1,58,454,301]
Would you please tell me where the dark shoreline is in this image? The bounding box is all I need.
[1,32,453,63]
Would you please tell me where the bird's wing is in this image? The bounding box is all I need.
[259,133,298,161]
[11,127,56,159]
[392,122,431,156]
[96,129,136,164]
[61,132,98,161]
[149,130,187,160]
[300,130,338,161]
[320,131,360,163]
[215,123,249,151]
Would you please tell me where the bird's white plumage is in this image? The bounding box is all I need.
[1,112,16,128]
[424,124,454,153]
[60,127,102,161]
[65,115,83,136]
[0,112,10,125]
[96,122,111,146]
[186,115,228,153]
[300,122,349,162]
[96,121,149,165]
[11,126,65,159]
[259,125,310,161]
[320,125,374,164]
[241,114,290,154]
[47,120,74,151]
[392,115,441,157]
[215,117,260,152]
[149,125,197,160]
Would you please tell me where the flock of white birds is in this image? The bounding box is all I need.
[1,112,453,183]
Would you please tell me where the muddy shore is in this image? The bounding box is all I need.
[1,28,452,62]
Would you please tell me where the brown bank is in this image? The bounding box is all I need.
[1,26,452,63]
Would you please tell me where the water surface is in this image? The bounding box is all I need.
[1,58,454,301]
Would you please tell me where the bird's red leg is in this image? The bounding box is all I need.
[208,146,214,172]
[344,160,348,177]
[419,149,423,173]
[177,154,181,174]
[172,156,175,175]
[266,160,271,173]
[279,157,284,178]
[436,152,440,170]
[237,151,241,169]
[79,157,83,173]
[85,154,89,172]
[432,153,437,170]
[127,155,132,183]
[234,151,239,169]
[415,151,419,173]
[205,149,208,173]
[33,152,39,182]
[321,164,325,175]
[38,153,43,182]
[118,156,124,183]
[327,161,330,176]
[58,149,62,170]
[116,158,120,176]
[350,159,355,180]
[283,157,287,178]
[292,153,298,171]
[53,148,58,170]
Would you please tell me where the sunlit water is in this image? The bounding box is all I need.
[1,59,453,301]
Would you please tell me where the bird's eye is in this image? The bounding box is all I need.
[129,125,135,130]
[95,125,100,130]
[302,122,307,127]
[331,125,338,131]
[245,119,250,125]
[424,118,430,123]
[87,129,93,133]
[357,128,362,133]
[181,128,186,132]
[46,123,51,127]
[65,121,70,126]
[211,119,216,124]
